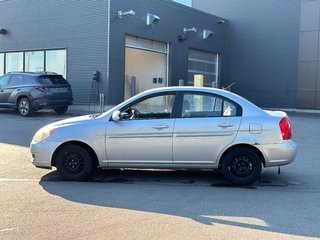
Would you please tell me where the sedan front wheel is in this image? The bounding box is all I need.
[56,144,93,181]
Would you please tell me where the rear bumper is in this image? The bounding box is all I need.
[257,140,297,167]
[31,98,72,109]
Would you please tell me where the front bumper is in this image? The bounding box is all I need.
[257,140,297,167]
[30,140,60,169]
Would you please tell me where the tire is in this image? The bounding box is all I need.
[54,105,68,114]
[221,147,262,185]
[55,144,93,181]
[17,97,34,117]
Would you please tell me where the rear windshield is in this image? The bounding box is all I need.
[38,75,68,85]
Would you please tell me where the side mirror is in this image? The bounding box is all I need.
[112,110,121,122]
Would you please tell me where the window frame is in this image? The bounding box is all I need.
[0,48,67,79]
[175,91,242,118]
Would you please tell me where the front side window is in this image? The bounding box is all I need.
[6,52,23,73]
[123,94,175,120]
[181,92,239,118]
[0,75,10,86]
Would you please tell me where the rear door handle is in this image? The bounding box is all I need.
[218,123,234,128]
[0,89,3,92]
[153,125,169,130]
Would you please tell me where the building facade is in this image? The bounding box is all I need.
[193,0,320,109]
[0,0,227,106]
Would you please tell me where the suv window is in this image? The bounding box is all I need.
[0,75,10,86]
[8,74,23,86]
[23,75,38,84]
[123,94,176,120]
[181,92,239,118]
[38,75,68,85]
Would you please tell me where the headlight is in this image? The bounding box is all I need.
[33,127,55,142]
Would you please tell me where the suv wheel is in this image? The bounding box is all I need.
[54,105,68,114]
[18,97,34,117]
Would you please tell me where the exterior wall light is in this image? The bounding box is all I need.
[183,27,197,34]
[118,10,135,18]
[203,29,214,39]
[146,13,160,26]
[0,29,8,35]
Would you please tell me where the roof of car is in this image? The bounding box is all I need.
[6,71,60,76]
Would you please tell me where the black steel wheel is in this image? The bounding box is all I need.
[222,147,262,185]
[17,97,34,117]
[56,144,93,180]
[54,105,68,114]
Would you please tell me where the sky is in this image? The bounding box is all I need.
[173,0,192,7]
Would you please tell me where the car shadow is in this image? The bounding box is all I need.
[39,168,318,238]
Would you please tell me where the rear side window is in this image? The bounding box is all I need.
[23,75,38,84]
[37,75,68,85]
[181,92,241,118]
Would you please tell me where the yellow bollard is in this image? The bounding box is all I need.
[194,75,204,110]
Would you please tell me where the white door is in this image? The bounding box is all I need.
[125,36,168,99]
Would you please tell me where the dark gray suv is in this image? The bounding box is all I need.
[0,72,73,117]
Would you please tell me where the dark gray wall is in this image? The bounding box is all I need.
[193,0,301,108]
[0,0,108,104]
[109,0,227,104]
[0,0,226,105]
[297,0,320,109]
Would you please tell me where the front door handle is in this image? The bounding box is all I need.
[153,125,169,130]
[218,123,234,128]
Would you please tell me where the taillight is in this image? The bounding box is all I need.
[279,117,292,140]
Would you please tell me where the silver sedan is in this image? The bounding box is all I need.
[30,87,297,185]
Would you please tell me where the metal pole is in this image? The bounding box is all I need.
[99,94,105,113]
[212,81,217,88]
[179,79,185,86]
[131,76,136,96]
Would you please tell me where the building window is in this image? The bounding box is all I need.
[0,53,4,76]
[46,49,67,78]
[6,52,23,73]
[188,49,219,87]
[25,51,44,72]
[173,0,192,7]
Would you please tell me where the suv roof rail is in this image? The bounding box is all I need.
[6,71,59,75]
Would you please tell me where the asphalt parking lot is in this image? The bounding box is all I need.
[0,108,319,240]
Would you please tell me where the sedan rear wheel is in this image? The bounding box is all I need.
[222,147,262,185]
[18,97,34,117]
[56,144,92,181]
